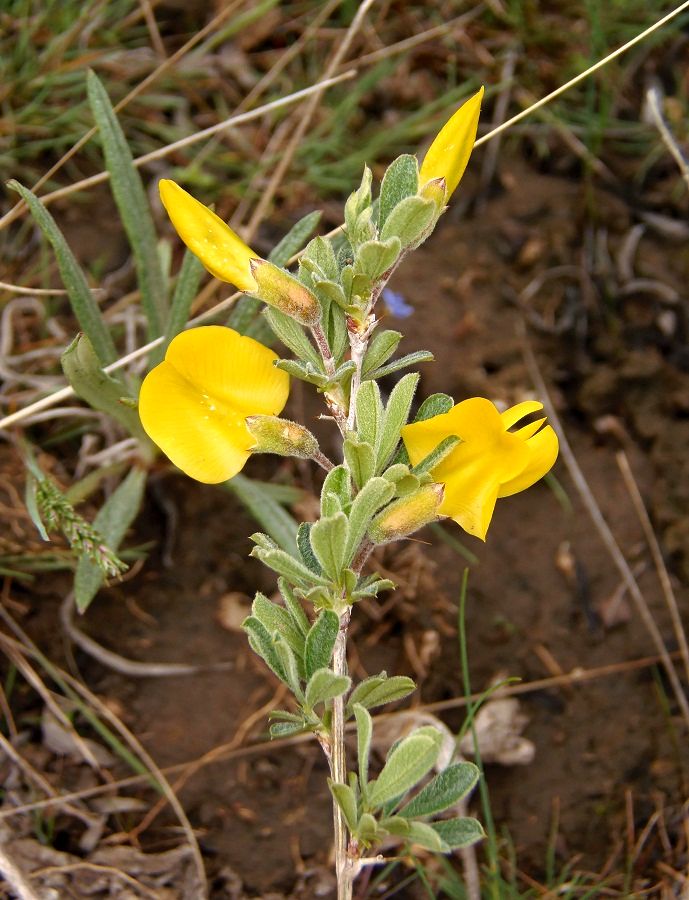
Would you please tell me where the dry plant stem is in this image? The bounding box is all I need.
[331,609,353,900]
[646,86,689,192]
[313,449,335,472]
[0,843,41,900]
[519,320,689,731]
[615,450,689,687]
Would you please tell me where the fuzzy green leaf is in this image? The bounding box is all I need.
[398,762,480,819]
[301,234,338,280]
[243,616,287,683]
[430,817,485,849]
[411,435,461,476]
[274,637,304,698]
[355,237,401,281]
[264,307,322,368]
[415,393,454,422]
[251,592,305,660]
[378,154,420,228]
[305,668,351,709]
[328,781,358,832]
[74,467,146,612]
[346,674,416,714]
[8,180,116,365]
[380,195,436,248]
[361,330,402,378]
[343,436,375,489]
[353,704,373,788]
[304,610,340,679]
[368,727,442,808]
[278,578,311,637]
[356,380,384,448]
[376,373,420,473]
[87,71,168,339]
[250,545,328,587]
[310,512,349,582]
[321,466,351,517]
[345,477,395,564]
[367,350,434,381]
[297,522,322,576]
[404,820,448,852]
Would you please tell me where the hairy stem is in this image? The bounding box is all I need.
[331,608,352,900]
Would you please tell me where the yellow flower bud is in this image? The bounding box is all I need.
[368,484,444,544]
[419,87,483,200]
[246,415,319,459]
[249,259,321,327]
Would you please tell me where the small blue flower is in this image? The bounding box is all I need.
[382,288,414,318]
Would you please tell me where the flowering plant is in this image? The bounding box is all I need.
[140,87,558,897]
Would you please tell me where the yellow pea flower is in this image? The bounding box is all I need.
[419,87,484,200]
[139,326,289,484]
[402,398,558,540]
[159,179,258,292]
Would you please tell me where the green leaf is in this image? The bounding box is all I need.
[87,71,167,339]
[278,578,311,637]
[310,512,349,582]
[74,467,146,612]
[264,307,322,369]
[368,726,442,808]
[356,380,383,448]
[152,250,204,364]
[376,373,419,473]
[415,393,454,422]
[273,358,329,388]
[343,436,375,489]
[346,674,416,714]
[226,474,298,553]
[380,195,436,249]
[430,817,485,850]
[353,704,373,788]
[367,350,434,381]
[361,330,402,379]
[328,780,358,832]
[297,523,322,576]
[314,279,348,311]
[274,637,304,698]
[62,334,146,442]
[8,180,116,365]
[403,820,447,852]
[269,211,322,267]
[321,466,351,517]
[304,610,339,679]
[344,165,372,240]
[270,720,307,738]
[345,477,395,565]
[356,812,378,843]
[251,545,328,587]
[351,577,395,601]
[242,615,287,683]
[355,237,401,281]
[305,668,351,709]
[378,154,420,228]
[411,435,461,476]
[251,592,305,660]
[398,762,480,819]
[24,473,48,541]
[378,815,411,837]
[328,301,348,364]
[300,234,338,280]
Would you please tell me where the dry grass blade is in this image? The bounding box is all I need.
[0,844,41,900]
[616,450,689,688]
[645,85,689,192]
[518,320,689,730]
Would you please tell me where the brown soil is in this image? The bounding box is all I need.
[4,156,689,898]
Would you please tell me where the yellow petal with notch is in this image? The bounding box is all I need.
[159,180,258,292]
[419,87,484,199]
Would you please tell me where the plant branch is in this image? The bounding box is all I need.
[331,608,353,900]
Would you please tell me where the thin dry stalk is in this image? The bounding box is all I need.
[646,86,689,192]
[616,450,689,688]
[0,844,41,900]
[518,321,689,730]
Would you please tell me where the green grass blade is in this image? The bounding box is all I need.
[150,249,204,365]
[225,474,299,553]
[8,180,117,365]
[87,70,168,339]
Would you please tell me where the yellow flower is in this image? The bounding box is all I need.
[159,179,258,292]
[419,87,484,200]
[402,398,558,540]
[139,326,289,484]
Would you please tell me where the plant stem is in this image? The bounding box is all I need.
[331,608,352,900]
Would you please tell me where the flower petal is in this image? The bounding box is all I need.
[419,87,483,198]
[164,326,289,418]
[500,400,544,430]
[498,424,559,498]
[139,357,252,484]
[159,180,258,291]
[441,459,500,541]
